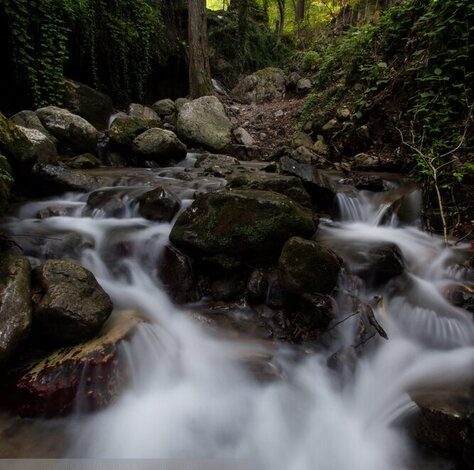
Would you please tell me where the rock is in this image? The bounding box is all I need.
[286,72,302,90]
[137,185,181,222]
[175,98,190,111]
[16,126,58,163]
[132,128,187,164]
[0,254,32,367]
[32,259,113,344]
[352,153,379,170]
[0,112,36,164]
[152,99,176,117]
[31,164,110,194]
[65,153,101,169]
[232,67,286,104]
[274,110,284,118]
[63,79,114,130]
[128,103,160,123]
[233,127,254,146]
[291,146,318,164]
[228,144,263,161]
[108,115,150,147]
[36,106,99,154]
[194,153,239,176]
[9,110,56,143]
[336,106,351,120]
[292,132,313,149]
[322,118,340,133]
[170,189,315,260]
[227,171,311,207]
[246,269,269,303]
[354,175,385,192]
[296,78,312,94]
[0,154,13,214]
[0,311,144,417]
[86,188,127,217]
[176,96,232,152]
[279,237,342,296]
[313,138,329,156]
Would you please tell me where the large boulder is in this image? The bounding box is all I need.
[0,254,32,367]
[132,128,187,164]
[137,185,181,222]
[0,154,13,214]
[16,126,58,163]
[0,112,36,164]
[0,311,143,417]
[10,110,57,143]
[36,106,99,154]
[232,67,286,104]
[279,237,342,295]
[170,189,315,260]
[127,103,160,124]
[63,79,114,130]
[176,96,232,152]
[108,115,149,147]
[32,259,113,344]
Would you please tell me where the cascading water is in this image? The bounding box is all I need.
[1,161,473,468]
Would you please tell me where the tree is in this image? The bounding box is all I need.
[188,0,213,98]
[295,0,306,23]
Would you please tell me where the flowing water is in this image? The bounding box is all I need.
[1,158,473,468]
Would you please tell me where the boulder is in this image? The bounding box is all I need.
[152,99,176,117]
[132,128,187,164]
[65,153,101,169]
[16,126,58,163]
[0,155,13,214]
[36,106,99,154]
[127,103,160,124]
[108,115,149,147]
[291,132,313,149]
[175,98,190,111]
[32,259,113,344]
[9,110,57,143]
[137,185,181,222]
[86,188,128,217]
[313,138,329,156]
[231,68,286,104]
[0,311,143,417]
[177,96,232,152]
[194,153,240,177]
[279,237,341,295]
[0,112,36,164]
[296,78,312,94]
[157,245,201,304]
[170,189,315,260]
[352,153,379,170]
[233,127,254,146]
[63,79,114,130]
[0,254,32,366]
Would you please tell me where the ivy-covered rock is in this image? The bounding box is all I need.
[177,96,232,152]
[0,155,13,214]
[170,189,315,260]
[32,259,113,344]
[132,128,187,164]
[63,79,114,130]
[231,68,286,104]
[279,237,342,295]
[0,254,32,367]
[36,106,100,154]
[108,115,150,147]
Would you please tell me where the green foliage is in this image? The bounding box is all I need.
[2,0,168,107]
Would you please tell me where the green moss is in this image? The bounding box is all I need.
[0,113,36,163]
[108,116,149,146]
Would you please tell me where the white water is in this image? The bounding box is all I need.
[3,162,474,468]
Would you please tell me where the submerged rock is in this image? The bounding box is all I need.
[232,68,286,104]
[170,189,315,260]
[32,259,113,344]
[0,311,144,417]
[137,185,181,222]
[177,96,232,152]
[0,254,32,367]
[132,128,187,164]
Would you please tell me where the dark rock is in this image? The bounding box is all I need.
[170,189,315,261]
[354,175,385,192]
[279,237,342,296]
[137,186,181,222]
[0,254,32,366]
[228,144,263,161]
[0,154,12,214]
[208,276,247,302]
[246,269,269,303]
[158,245,201,304]
[152,99,176,117]
[86,188,128,217]
[0,112,37,165]
[195,153,239,176]
[32,259,113,344]
[65,153,101,169]
[0,311,143,417]
[63,79,114,130]
[132,128,187,164]
[108,115,149,147]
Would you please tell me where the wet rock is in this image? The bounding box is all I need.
[231,68,286,104]
[108,115,149,147]
[0,155,13,214]
[9,110,57,144]
[36,106,99,155]
[128,103,160,124]
[158,245,201,304]
[137,185,181,222]
[354,175,385,192]
[16,126,58,163]
[296,78,312,94]
[279,237,342,296]
[132,128,187,164]
[65,153,101,169]
[0,311,144,417]
[86,188,127,217]
[450,287,474,314]
[208,276,247,302]
[170,189,315,260]
[177,96,232,152]
[152,99,176,117]
[32,259,113,344]
[63,79,114,130]
[246,269,268,303]
[233,127,254,146]
[0,254,32,367]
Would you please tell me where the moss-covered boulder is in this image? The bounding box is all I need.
[108,115,150,147]
[279,237,342,295]
[0,155,13,214]
[0,254,32,367]
[0,112,36,164]
[170,189,315,260]
[32,259,113,344]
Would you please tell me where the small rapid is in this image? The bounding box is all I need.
[2,161,473,468]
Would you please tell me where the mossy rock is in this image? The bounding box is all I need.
[170,189,315,260]
[0,113,36,164]
[0,154,13,214]
[108,116,150,146]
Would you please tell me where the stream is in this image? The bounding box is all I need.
[1,155,473,469]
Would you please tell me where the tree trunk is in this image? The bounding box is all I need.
[295,0,306,23]
[188,0,213,98]
[276,0,285,38]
